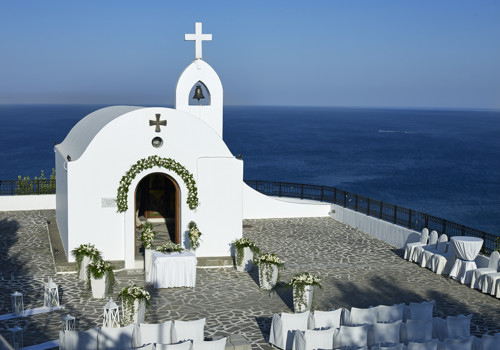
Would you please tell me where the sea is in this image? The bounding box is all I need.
[1,104,499,235]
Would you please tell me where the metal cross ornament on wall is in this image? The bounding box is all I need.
[149,114,167,132]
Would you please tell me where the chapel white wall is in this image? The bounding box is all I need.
[242,184,331,219]
[0,194,56,211]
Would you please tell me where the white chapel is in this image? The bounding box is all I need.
[54,23,329,269]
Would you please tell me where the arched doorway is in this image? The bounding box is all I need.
[134,173,180,257]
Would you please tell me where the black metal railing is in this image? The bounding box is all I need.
[0,179,56,195]
[245,180,499,255]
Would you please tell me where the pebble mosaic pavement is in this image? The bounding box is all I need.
[0,210,498,349]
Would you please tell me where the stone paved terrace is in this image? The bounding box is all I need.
[0,210,499,349]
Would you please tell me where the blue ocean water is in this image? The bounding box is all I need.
[1,104,499,234]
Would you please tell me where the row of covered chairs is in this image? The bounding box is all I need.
[469,250,500,298]
[269,300,499,350]
[59,318,228,350]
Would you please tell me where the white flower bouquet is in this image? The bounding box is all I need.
[188,221,202,250]
[157,242,184,253]
[140,223,156,249]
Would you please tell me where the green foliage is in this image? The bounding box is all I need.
[16,169,56,195]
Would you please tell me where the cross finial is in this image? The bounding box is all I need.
[149,114,167,132]
[185,22,212,60]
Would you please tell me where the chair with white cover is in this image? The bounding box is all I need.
[480,259,500,295]
[476,333,500,350]
[291,327,337,350]
[430,244,456,275]
[402,319,433,344]
[97,324,138,350]
[309,309,342,329]
[156,341,193,350]
[371,344,404,350]
[407,340,439,350]
[372,320,402,346]
[59,328,99,350]
[446,314,472,340]
[333,324,370,350]
[377,304,404,323]
[405,228,429,261]
[469,251,500,290]
[421,234,448,268]
[269,311,310,350]
[407,300,435,321]
[348,306,378,325]
[192,337,227,350]
[439,336,474,350]
[121,344,155,350]
[412,230,438,265]
[172,318,205,343]
[139,321,173,346]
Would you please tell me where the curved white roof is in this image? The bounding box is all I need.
[56,105,143,161]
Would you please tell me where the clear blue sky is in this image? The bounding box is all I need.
[1,0,499,109]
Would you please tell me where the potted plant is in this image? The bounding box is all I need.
[140,223,156,276]
[256,253,284,290]
[157,242,185,254]
[289,272,322,312]
[88,258,115,299]
[119,284,151,325]
[188,221,202,253]
[234,238,260,272]
[71,243,102,281]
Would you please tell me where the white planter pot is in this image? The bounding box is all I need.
[236,247,254,272]
[190,247,196,255]
[258,263,279,290]
[123,299,146,325]
[90,275,107,299]
[79,256,91,281]
[144,248,152,277]
[293,285,314,313]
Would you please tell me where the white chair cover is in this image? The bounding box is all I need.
[292,328,337,350]
[372,320,402,345]
[139,321,173,345]
[405,228,429,261]
[172,318,205,343]
[311,309,342,329]
[469,251,500,289]
[269,311,310,350]
[403,319,433,344]
[98,324,136,350]
[407,339,439,350]
[335,324,370,349]
[432,317,447,341]
[192,337,227,350]
[377,304,404,323]
[349,306,378,325]
[477,333,500,350]
[412,231,438,264]
[430,245,456,275]
[481,272,500,295]
[421,235,448,268]
[408,300,435,320]
[59,328,99,350]
[156,340,193,350]
[440,336,474,350]
[446,314,472,339]
[371,344,404,350]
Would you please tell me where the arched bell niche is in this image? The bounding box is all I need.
[188,81,211,106]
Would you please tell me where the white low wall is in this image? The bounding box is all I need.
[0,194,56,211]
[242,184,331,219]
[330,204,420,249]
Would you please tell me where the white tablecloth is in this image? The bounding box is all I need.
[147,251,197,288]
[448,236,483,284]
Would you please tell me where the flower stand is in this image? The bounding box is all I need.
[293,285,314,313]
[122,299,146,325]
[258,263,278,290]
[91,275,107,299]
[236,247,254,272]
[144,248,152,277]
[79,256,91,281]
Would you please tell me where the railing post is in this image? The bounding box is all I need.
[343,192,347,208]
[408,209,412,229]
[279,183,282,197]
[334,188,337,204]
[367,198,370,216]
[300,184,304,199]
[461,225,465,236]
[320,186,324,202]
[354,194,358,211]
[425,214,429,229]
[442,220,447,235]
[393,205,397,224]
[379,201,383,219]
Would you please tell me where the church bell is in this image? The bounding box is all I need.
[193,84,205,101]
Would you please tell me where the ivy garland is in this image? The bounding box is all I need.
[116,155,198,213]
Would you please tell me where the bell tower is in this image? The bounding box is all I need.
[175,22,224,138]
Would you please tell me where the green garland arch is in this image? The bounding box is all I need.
[116,155,198,213]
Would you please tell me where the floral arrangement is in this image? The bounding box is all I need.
[256,253,284,267]
[140,223,156,249]
[157,242,185,254]
[289,272,322,312]
[116,156,198,212]
[188,221,202,250]
[87,258,115,294]
[234,238,260,266]
[71,243,102,274]
[119,284,151,325]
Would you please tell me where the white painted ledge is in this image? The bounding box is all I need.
[0,194,56,211]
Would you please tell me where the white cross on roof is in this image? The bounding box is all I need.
[185,22,212,60]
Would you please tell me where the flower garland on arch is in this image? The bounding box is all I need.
[116,155,199,213]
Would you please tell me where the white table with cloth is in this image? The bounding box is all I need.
[147,251,197,288]
[448,236,483,284]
